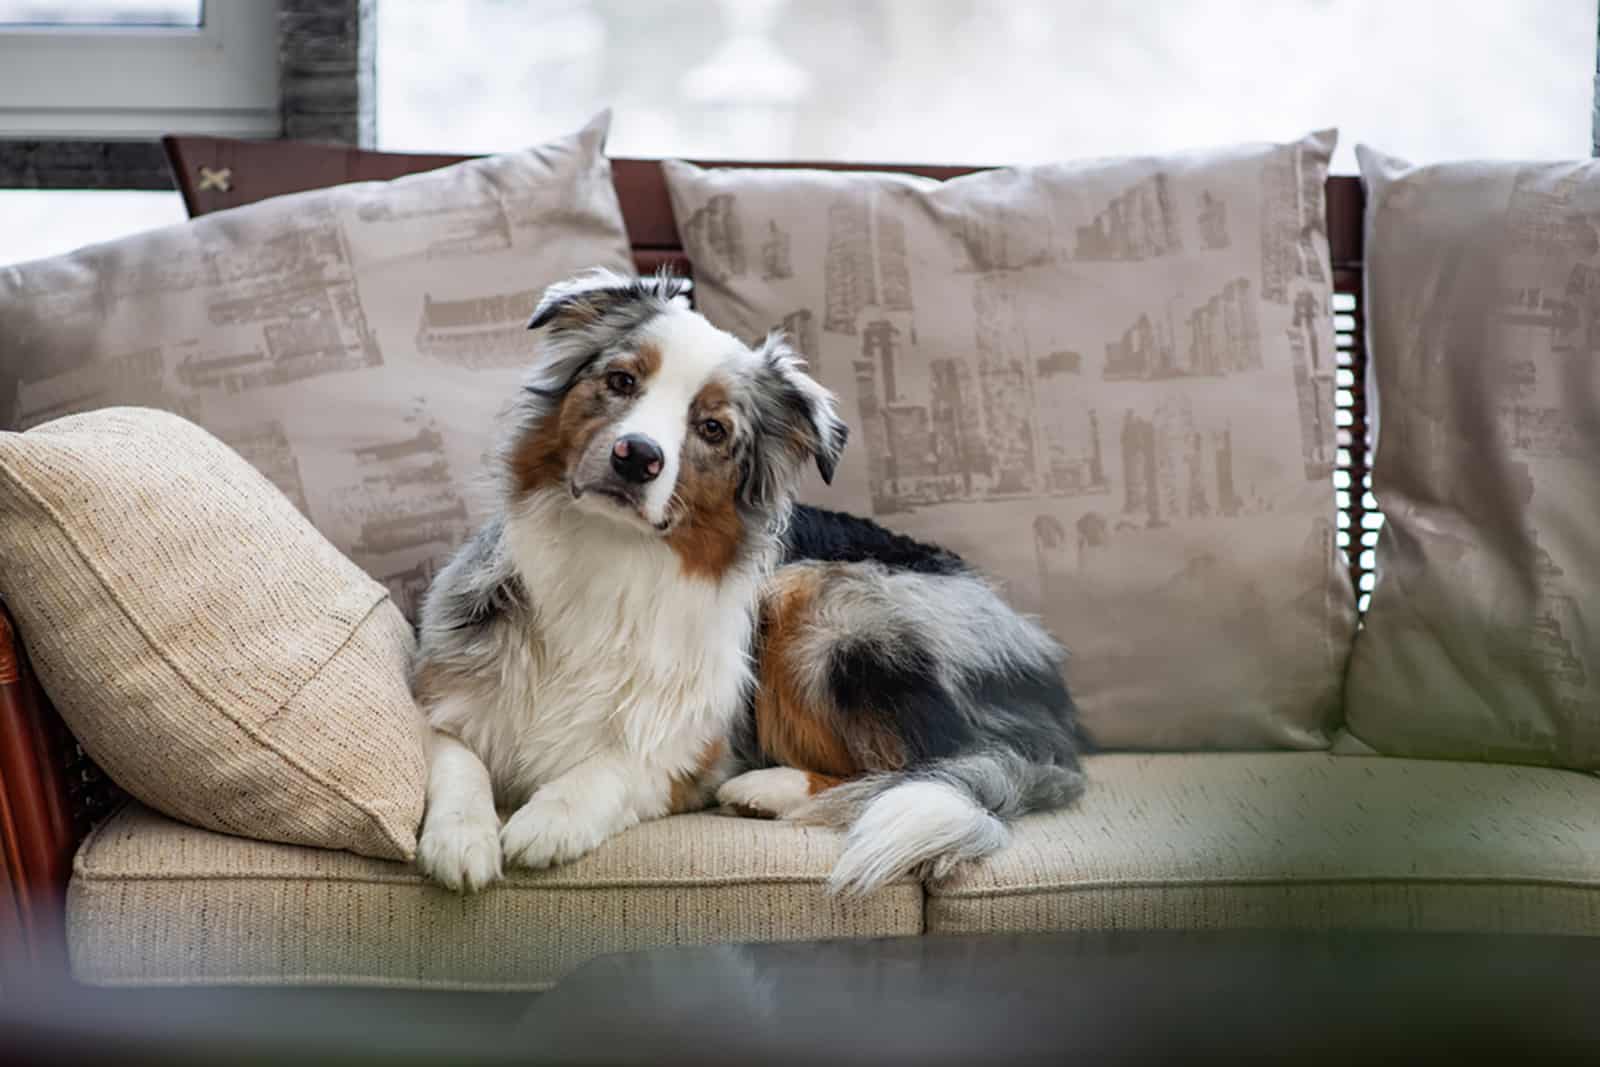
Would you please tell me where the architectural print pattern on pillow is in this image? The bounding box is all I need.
[0,114,634,621]
[1346,148,1600,769]
[665,132,1355,750]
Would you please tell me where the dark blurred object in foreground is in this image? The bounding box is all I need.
[5,930,1600,1065]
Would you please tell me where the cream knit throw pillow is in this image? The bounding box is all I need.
[0,407,425,860]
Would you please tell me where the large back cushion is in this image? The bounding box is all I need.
[0,114,633,620]
[665,133,1356,749]
[1345,148,1600,769]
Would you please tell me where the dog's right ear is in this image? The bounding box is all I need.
[527,268,693,332]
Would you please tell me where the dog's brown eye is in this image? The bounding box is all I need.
[606,370,636,396]
[698,418,727,444]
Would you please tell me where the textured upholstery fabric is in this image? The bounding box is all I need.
[0,114,633,621]
[928,754,1600,936]
[67,803,924,991]
[0,408,424,860]
[1345,148,1600,769]
[663,135,1355,751]
[72,754,1598,990]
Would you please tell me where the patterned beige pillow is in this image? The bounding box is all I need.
[0,407,424,860]
[665,133,1356,750]
[1345,148,1600,769]
[0,114,633,621]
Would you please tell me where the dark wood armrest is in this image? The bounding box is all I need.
[0,599,76,985]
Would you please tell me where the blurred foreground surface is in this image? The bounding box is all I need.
[4,930,1600,1065]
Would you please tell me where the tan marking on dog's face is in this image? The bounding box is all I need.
[509,342,671,498]
[666,738,726,814]
[691,379,729,417]
[510,374,615,495]
[633,340,663,379]
[666,377,744,580]
[665,468,742,579]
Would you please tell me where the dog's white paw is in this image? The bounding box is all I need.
[417,809,503,893]
[716,767,815,819]
[500,793,610,870]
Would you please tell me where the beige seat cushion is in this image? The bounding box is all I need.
[67,803,923,991]
[929,753,1600,936]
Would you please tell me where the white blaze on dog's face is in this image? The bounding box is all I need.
[579,308,745,530]
[509,270,847,580]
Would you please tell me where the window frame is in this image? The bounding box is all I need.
[0,0,374,191]
[0,0,279,140]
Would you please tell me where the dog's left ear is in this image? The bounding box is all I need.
[760,334,849,485]
[527,268,692,332]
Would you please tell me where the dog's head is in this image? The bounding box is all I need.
[504,269,847,574]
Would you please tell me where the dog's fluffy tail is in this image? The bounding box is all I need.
[791,751,1085,896]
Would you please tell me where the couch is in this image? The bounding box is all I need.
[5,138,1600,993]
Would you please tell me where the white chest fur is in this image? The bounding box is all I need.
[460,493,759,806]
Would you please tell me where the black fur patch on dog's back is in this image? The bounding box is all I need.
[781,505,967,575]
[828,637,973,763]
[965,659,1087,761]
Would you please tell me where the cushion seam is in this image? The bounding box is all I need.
[69,869,919,890]
[0,448,410,856]
[268,594,416,857]
[73,974,559,993]
[70,813,112,877]
[931,872,1600,899]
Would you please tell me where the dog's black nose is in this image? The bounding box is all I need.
[611,434,664,484]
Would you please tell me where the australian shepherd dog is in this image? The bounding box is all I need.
[411,270,1085,896]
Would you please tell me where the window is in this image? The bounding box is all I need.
[0,0,278,138]
[0,188,186,264]
[0,0,278,269]
[0,3,203,27]
[3,0,1597,271]
[378,0,1597,174]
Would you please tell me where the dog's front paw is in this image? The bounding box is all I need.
[716,767,815,819]
[417,809,503,893]
[500,793,611,870]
